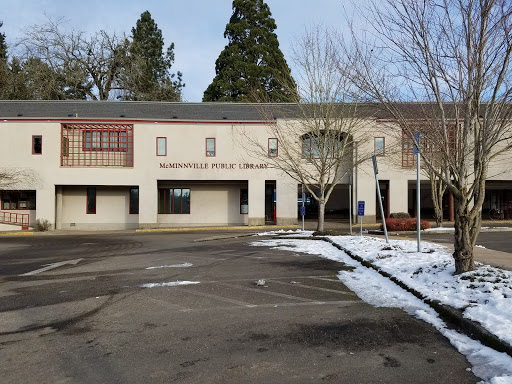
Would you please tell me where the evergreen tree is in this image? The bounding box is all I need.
[122,11,183,101]
[0,21,10,99]
[0,21,7,61]
[203,0,296,102]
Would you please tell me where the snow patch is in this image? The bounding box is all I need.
[140,281,200,288]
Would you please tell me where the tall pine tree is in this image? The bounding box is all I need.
[203,0,296,102]
[0,21,7,61]
[122,11,183,101]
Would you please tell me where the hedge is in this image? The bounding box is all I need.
[383,218,431,231]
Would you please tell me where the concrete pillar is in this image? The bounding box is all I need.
[36,187,56,230]
[276,179,297,226]
[357,177,377,223]
[139,180,157,228]
[248,179,265,226]
[389,178,408,214]
[55,186,63,230]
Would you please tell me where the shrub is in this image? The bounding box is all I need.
[36,219,52,231]
[389,212,411,219]
[383,218,430,231]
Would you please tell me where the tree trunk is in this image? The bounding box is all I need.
[453,198,476,274]
[317,200,325,232]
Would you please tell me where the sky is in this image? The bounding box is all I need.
[1,0,349,102]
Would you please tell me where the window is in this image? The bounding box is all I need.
[32,135,42,154]
[240,188,248,214]
[206,138,215,157]
[156,137,167,156]
[375,137,385,156]
[61,123,133,167]
[158,188,190,214]
[83,131,127,151]
[302,132,343,158]
[130,188,139,214]
[268,138,278,157]
[1,191,36,210]
[87,188,96,214]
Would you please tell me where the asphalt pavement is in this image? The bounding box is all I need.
[0,231,477,383]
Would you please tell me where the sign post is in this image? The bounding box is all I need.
[414,132,421,252]
[358,201,365,236]
[372,155,389,243]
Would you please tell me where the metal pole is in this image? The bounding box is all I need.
[417,153,421,252]
[375,173,389,243]
[360,214,363,236]
[349,175,352,235]
[302,184,305,231]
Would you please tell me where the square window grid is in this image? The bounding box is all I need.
[61,123,133,167]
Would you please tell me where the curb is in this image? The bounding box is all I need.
[276,235,512,358]
[136,225,299,233]
[0,231,34,236]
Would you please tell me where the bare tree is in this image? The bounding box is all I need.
[240,28,374,231]
[20,18,128,100]
[347,0,512,273]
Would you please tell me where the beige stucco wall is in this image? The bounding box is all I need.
[0,119,299,230]
[3,116,510,229]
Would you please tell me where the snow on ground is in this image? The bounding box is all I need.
[139,281,200,288]
[251,236,512,384]
[328,236,512,346]
[146,263,193,270]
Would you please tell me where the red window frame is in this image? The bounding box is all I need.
[158,188,191,214]
[156,137,167,156]
[32,135,42,155]
[86,187,96,214]
[240,188,248,214]
[374,137,385,156]
[268,138,278,157]
[129,187,139,214]
[1,191,36,210]
[206,138,216,157]
[61,123,133,168]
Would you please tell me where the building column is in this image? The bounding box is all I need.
[248,179,265,226]
[356,177,377,223]
[276,179,297,226]
[55,186,63,230]
[36,187,56,230]
[139,180,157,228]
[389,178,408,215]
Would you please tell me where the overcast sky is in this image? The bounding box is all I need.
[1,0,351,102]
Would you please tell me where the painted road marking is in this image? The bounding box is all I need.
[20,258,83,276]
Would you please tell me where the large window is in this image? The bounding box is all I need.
[158,188,190,214]
[130,188,139,214]
[1,191,36,210]
[61,123,133,167]
[206,138,216,157]
[83,131,128,152]
[156,137,167,156]
[268,138,278,157]
[302,133,342,159]
[32,135,42,155]
[87,188,96,214]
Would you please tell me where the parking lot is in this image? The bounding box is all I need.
[0,231,476,383]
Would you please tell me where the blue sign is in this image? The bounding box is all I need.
[413,132,420,155]
[300,206,306,216]
[357,201,365,216]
